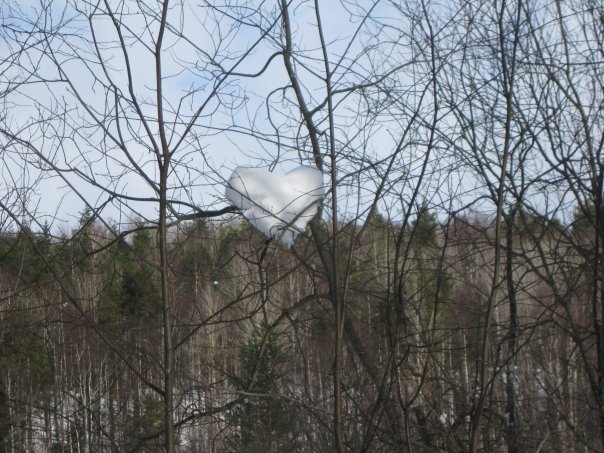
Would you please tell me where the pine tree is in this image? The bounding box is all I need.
[225,327,297,452]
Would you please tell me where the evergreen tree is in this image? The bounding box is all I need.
[225,328,297,452]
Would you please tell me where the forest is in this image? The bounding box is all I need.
[0,0,602,451]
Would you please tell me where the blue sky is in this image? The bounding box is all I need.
[2,0,594,233]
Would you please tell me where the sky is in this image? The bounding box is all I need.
[2,0,595,234]
[1,0,402,233]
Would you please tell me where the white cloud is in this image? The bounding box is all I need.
[225,165,324,246]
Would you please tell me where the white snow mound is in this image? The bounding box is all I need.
[225,166,324,246]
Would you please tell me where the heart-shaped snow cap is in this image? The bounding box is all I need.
[225,166,324,246]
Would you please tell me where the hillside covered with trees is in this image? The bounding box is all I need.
[0,209,602,451]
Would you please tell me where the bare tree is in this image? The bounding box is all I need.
[1,0,602,451]
[0,0,278,450]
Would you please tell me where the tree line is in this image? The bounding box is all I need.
[0,207,601,451]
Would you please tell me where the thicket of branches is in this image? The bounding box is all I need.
[0,0,602,451]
